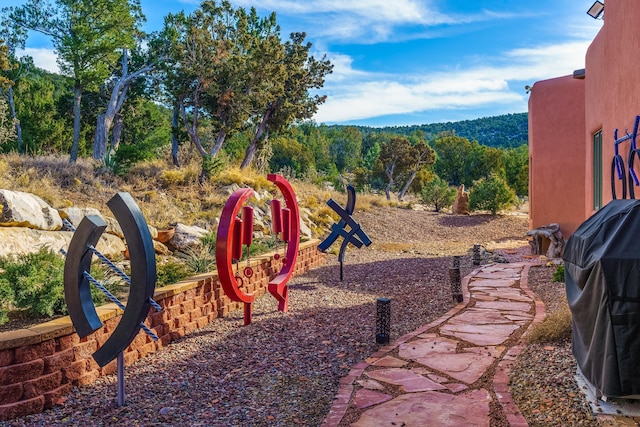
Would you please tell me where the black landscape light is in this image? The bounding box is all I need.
[587,1,604,19]
[376,298,391,344]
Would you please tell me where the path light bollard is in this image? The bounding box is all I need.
[376,298,391,344]
[450,256,463,303]
[473,244,482,265]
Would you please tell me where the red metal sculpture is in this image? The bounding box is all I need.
[216,188,256,325]
[215,174,300,325]
[266,173,300,313]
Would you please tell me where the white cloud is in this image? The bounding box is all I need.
[15,48,59,74]
[314,39,593,124]
[231,0,489,43]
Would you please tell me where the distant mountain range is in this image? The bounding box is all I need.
[355,113,529,149]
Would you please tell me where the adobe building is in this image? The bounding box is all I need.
[528,0,640,238]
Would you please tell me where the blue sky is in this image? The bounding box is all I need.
[11,0,603,127]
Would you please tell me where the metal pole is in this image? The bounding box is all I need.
[117,351,125,407]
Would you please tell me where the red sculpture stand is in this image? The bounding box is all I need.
[215,174,300,325]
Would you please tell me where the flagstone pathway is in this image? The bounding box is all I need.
[322,262,542,426]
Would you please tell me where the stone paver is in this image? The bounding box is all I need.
[321,262,540,427]
[350,389,492,427]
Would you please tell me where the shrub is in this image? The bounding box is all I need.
[0,248,66,318]
[156,262,193,287]
[0,277,14,324]
[469,174,516,214]
[421,176,456,212]
[183,243,217,274]
[553,264,565,283]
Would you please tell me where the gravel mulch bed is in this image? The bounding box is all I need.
[508,265,598,427]
[1,206,531,427]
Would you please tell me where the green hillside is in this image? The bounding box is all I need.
[365,113,529,148]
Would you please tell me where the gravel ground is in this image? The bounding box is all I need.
[2,206,538,427]
[508,265,599,427]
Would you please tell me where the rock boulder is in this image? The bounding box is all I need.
[0,189,63,230]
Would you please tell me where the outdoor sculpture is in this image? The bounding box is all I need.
[318,185,371,280]
[63,192,159,405]
[611,115,640,199]
[216,174,300,325]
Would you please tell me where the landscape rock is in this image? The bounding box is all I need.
[0,227,125,259]
[0,189,63,230]
[58,207,104,229]
[0,228,72,258]
[104,216,124,238]
[96,233,127,258]
[452,185,470,215]
[300,218,313,239]
[153,240,170,255]
[221,183,241,195]
[167,223,209,251]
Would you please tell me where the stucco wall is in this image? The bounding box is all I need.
[585,0,640,207]
[529,0,640,238]
[528,75,586,237]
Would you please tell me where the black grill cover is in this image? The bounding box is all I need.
[564,199,640,397]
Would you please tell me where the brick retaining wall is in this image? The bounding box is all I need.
[0,240,326,420]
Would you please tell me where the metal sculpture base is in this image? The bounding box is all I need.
[117,352,125,407]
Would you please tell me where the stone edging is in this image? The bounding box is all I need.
[493,263,544,427]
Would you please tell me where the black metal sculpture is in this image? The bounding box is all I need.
[63,192,158,405]
[318,185,372,280]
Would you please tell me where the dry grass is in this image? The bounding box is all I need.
[0,153,419,236]
[526,299,572,343]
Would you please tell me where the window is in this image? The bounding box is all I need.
[593,130,603,209]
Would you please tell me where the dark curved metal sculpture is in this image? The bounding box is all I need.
[64,192,157,367]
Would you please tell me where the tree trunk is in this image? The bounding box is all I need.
[171,102,180,167]
[109,113,123,152]
[240,106,273,169]
[92,50,153,161]
[209,128,226,157]
[6,87,22,153]
[241,141,259,170]
[69,85,82,163]
[94,113,111,159]
[398,169,418,201]
[384,160,396,200]
[385,178,393,200]
[179,95,207,157]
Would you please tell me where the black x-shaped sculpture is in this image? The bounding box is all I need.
[318,185,372,280]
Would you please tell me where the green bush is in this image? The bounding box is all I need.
[0,248,66,319]
[0,277,14,324]
[421,176,456,212]
[156,262,193,287]
[0,248,127,324]
[553,264,565,283]
[469,174,516,214]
